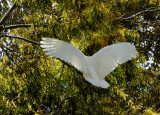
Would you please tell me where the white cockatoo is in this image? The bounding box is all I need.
[40,38,137,88]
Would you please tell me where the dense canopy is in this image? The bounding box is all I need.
[0,0,160,114]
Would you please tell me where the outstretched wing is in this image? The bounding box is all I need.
[40,38,88,72]
[87,42,137,80]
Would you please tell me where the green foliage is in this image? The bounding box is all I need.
[0,0,160,114]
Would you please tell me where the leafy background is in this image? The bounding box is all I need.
[0,0,160,114]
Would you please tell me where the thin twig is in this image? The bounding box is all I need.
[0,1,17,25]
[0,34,81,78]
[0,34,40,45]
[0,24,32,31]
[115,8,160,20]
[0,43,23,71]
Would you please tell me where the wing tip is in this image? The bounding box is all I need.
[40,38,57,45]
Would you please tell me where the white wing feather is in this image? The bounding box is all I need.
[40,38,88,72]
[40,38,111,88]
[88,42,137,80]
[41,38,136,89]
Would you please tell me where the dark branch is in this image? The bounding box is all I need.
[0,34,40,45]
[0,34,82,75]
[0,34,81,76]
[115,8,160,20]
[0,24,32,31]
[0,2,17,25]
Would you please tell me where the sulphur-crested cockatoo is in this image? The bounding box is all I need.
[40,38,137,88]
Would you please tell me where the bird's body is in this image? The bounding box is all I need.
[40,38,137,88]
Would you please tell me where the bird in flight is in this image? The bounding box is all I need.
[40,38,137,88]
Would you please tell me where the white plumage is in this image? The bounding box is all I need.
[40,38,137,88]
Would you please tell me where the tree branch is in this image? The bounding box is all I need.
[115,8,160,20]
[0,24,32,31]
[0,34,82,77]
[0,1,17,25]
[0,34,40,45]
[0,34,82,76]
